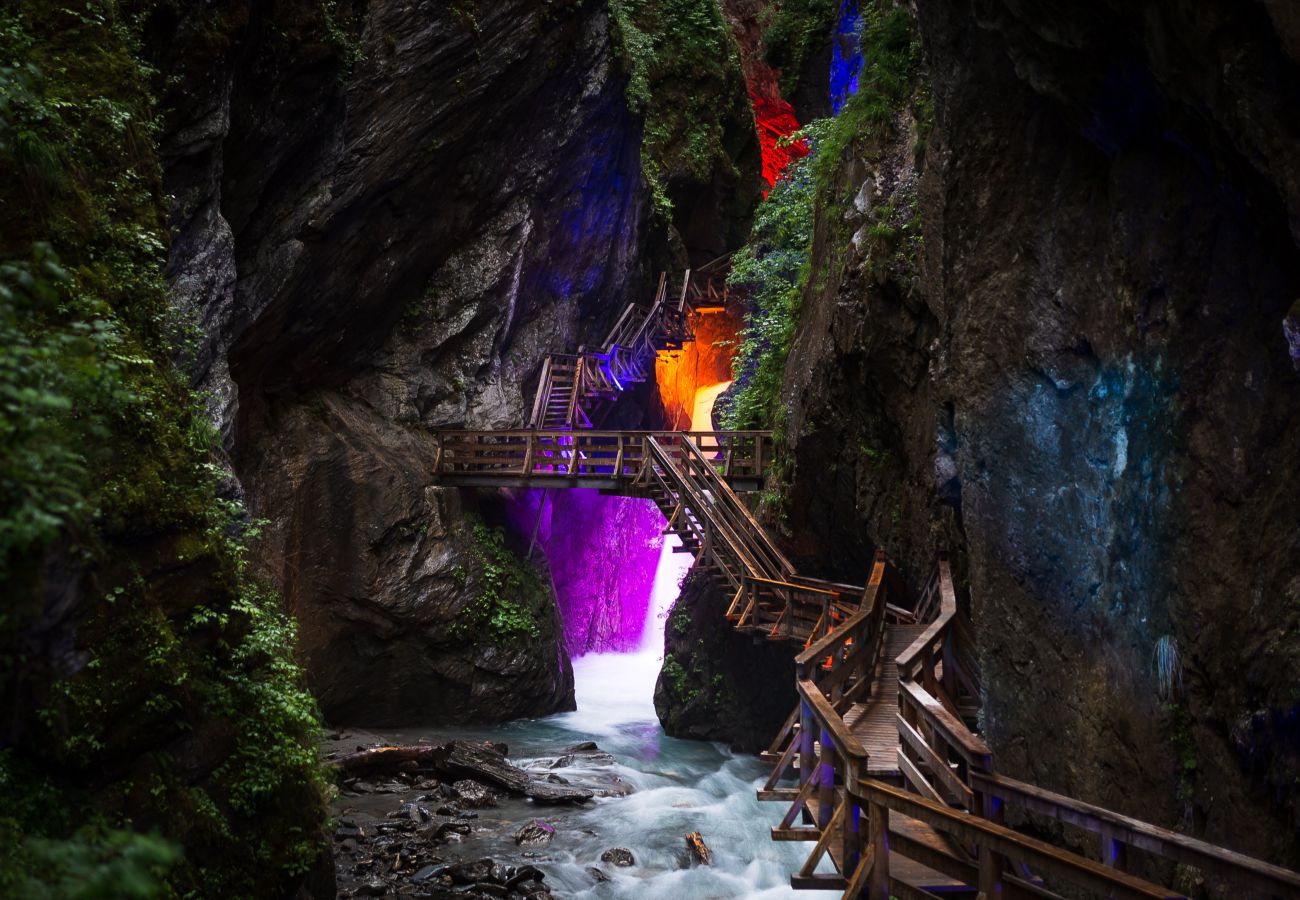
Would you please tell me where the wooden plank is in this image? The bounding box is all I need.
[789,874,847,890]
[897,751,945,804]
[888,829,1062,900]
[798,679,868,759]
[898,680,992,767]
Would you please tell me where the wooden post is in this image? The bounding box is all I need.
[521,433,534,477]
[526,489,548,560]
[923,643,938,697]
[979,792,1006,897]
[799,701,815,787]
[1100,825,1128,871]
[942,628,958,700]
[567,434,581,476]
[842,760,862,877]
[868,801,889,899]
[817,729,836,831]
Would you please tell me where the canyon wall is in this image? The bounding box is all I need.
[159,0,663,725]
[778,0,1300,867]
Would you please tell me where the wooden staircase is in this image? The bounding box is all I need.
[526,272,694,430]
[431,257,1300,898]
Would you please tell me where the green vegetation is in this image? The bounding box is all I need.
[805,2,923,196]
[760,0,838,97]
[720,154,816,431]
[669,604,692,636]
[456,517,547,642]
[0,4,327,895]
[723,1,926,432]
[609,0,747,216]
[659,654,701,704]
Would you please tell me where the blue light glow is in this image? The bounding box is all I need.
[830,0,864,115]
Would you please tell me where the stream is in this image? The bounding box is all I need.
[337,535,811,898]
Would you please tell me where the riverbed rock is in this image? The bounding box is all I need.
[514,821,555,848]
[586,866,611,883]
[523,780,595,805]
[452,779,497,808]
[600,847,635,868]
[655,569,797,751]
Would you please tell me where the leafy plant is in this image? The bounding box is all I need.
[608,0,747,217]
[456,518,545,642]
[721,154,816,430]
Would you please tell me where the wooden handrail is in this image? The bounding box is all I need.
[798,679,868,760]
[898,679,992,766]
[973,772,1300,898]
[853,779,1181,900]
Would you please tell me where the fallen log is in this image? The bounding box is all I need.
[328,740,592,804]
[329,744,440,772]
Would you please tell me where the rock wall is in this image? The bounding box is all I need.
[779,0,1300,868]
[654,570,796,752]
[157,0,659,725]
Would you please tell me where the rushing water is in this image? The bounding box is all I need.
[373,535,813,897]
[378,382,812,896]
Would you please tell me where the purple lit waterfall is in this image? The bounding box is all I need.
[505,489,685,655]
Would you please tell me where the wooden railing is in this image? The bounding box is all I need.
[527,268,700,429]
[434,429,769,486]
[757,553,1300,898]
[895,554,986,809]
[759,554,902,894]
[641,434,850,643]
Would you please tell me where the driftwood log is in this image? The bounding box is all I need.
[685,831,712,865]
[329,740,593,804]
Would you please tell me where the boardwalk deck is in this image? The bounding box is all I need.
[843,623,924,778]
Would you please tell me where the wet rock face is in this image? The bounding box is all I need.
[783,0,1300,866]
[157,1,652,724]
[654,571,796,752]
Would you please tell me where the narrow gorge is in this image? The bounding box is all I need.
[1,1,1298,898]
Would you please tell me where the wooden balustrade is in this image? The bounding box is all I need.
[433,429,771,490]
[971,772,1300,899]
[756,551,1300,898]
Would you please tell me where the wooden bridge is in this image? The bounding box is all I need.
[433,265,1300,898]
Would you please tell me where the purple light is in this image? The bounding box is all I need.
[505,488,668,655]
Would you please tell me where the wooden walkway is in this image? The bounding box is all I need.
[843,623,923,778]
[528,262,727,430]
[759,557,1300,898]
[433,263,1300,898]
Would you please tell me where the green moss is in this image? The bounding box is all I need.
[454,516,547,643]
[0,5,327,895]
[660,654,700,704]
[760,0,838,97]
[720,153,816,431]
[722,1,927,432]
[608,0,748,218]
[670,605,691,636]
